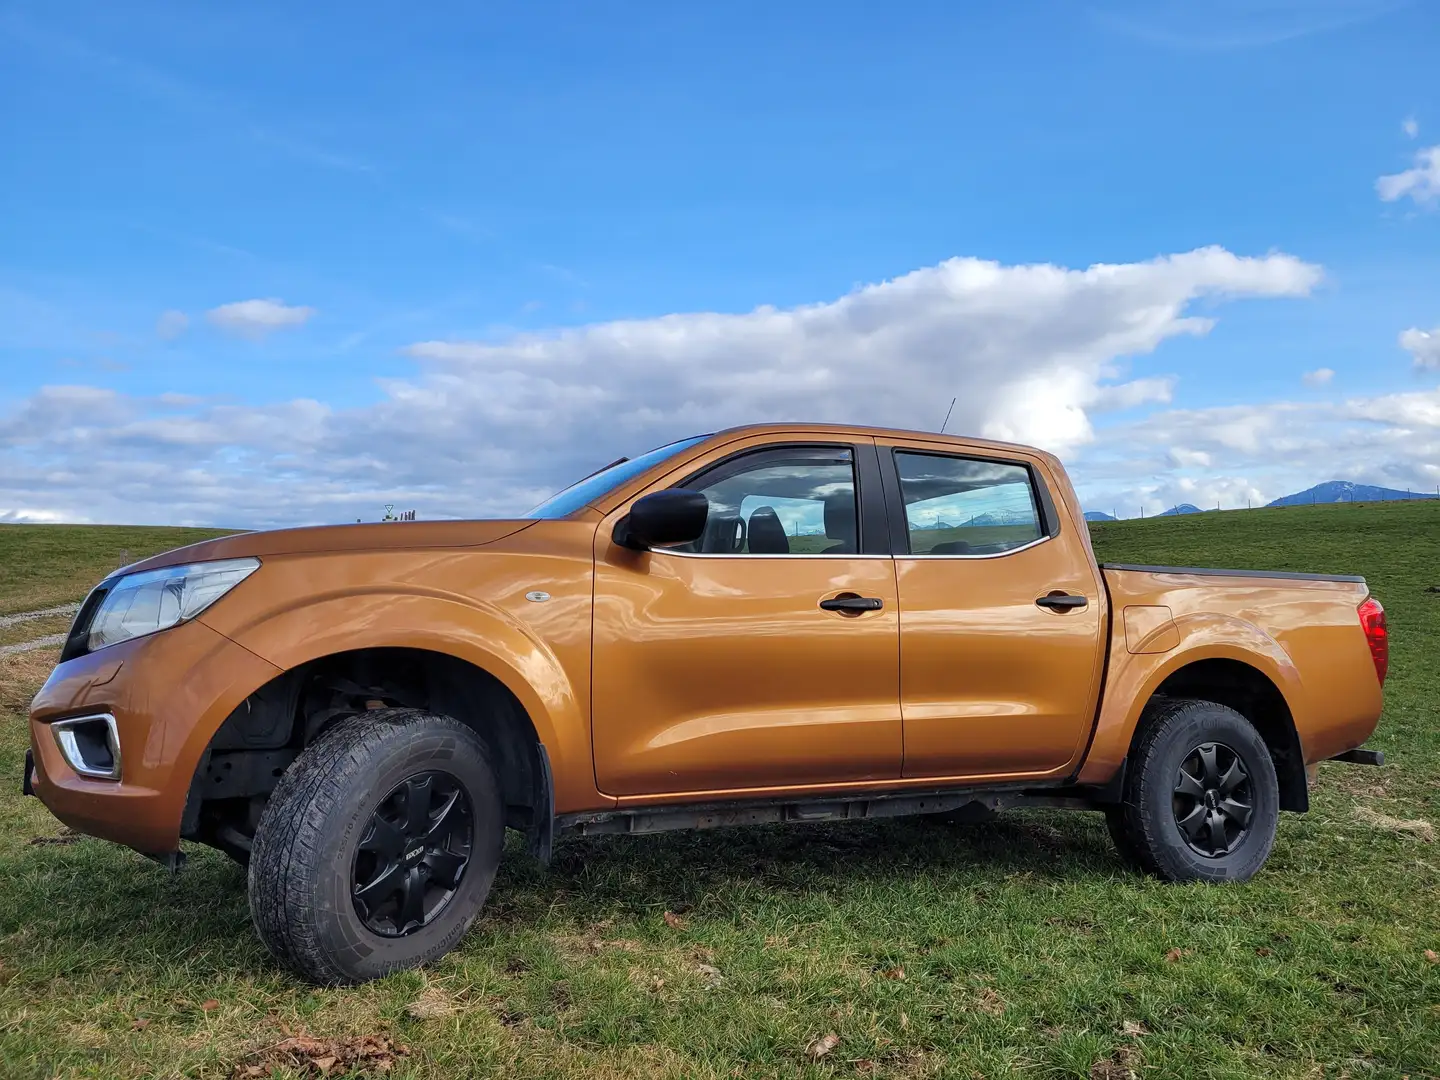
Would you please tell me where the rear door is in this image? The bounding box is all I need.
[878,439,1107,780]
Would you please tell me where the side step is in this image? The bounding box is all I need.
[559,786,1097,838]
[1330,747,1385,766]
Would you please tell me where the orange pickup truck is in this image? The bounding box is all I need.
[25,423,1388,984]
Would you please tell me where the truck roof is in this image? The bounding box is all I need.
[709,421,1046,459]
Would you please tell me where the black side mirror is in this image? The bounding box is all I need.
[613,489,709,550]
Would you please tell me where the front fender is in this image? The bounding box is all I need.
[196,563,605,813]
[1076,612,1304,786]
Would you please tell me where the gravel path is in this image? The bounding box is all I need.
[0,633,68,657]
[0,604,80,629]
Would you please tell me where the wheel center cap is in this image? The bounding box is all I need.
[404,842,426,864]
[1204,790,1219,811]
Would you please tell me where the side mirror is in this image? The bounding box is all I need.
[614,489,709,550]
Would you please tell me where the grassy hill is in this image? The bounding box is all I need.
[0,505,1437,1078]
[0,524,234,616]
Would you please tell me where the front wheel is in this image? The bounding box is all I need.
[1109,699,1280,883]
[248,709,504,984]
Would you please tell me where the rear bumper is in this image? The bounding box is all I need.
[26,620,282,854]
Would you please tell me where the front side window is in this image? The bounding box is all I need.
[894,451,1044,556]
[675,447,858,555]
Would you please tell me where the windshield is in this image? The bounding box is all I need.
[526,435,710,519]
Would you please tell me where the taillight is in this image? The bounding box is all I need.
[1358,596,1387,685]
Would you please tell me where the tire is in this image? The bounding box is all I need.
[248,708,504,984]
[1110,698,1279,883]
[1104,806,1141,866]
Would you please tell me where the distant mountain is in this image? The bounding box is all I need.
[965,509,1036,527]
[1156,503,1203,517]
[1267,481,1439,507]
[1083,511,1115,521]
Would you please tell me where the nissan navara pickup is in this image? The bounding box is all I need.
[25,423,1388,984]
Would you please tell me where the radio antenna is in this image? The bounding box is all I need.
[938,396,956,434]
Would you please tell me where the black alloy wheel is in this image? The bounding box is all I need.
[1172,742,1253,858]
[1107,698,1279,883]
[352,771,474,936]
[249,708,504,984]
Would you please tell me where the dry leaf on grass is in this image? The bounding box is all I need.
[1355,806,1435,842]
[1121,1019,1149,1036]
[1164,947,1192,963]
[662,910,686,930]
[1256,947,1273,957]
[880,966,905,980]
[694,962,723,988]
[201,999,220,1013]
[806,1032,840,1060]
[404,986,456,1021]
[1424,949,1439,964]
[233,1033,409,1078]
[130,1018,150,1031]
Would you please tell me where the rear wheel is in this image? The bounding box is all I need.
[1109,699,1279,882]
[248,708,504,984]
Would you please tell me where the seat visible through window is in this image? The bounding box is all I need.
[747,506,789,553]
[670,446,859,555]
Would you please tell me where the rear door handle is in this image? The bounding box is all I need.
[819,596,884,613]
[1036,593,1088,611]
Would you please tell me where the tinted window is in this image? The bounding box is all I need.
[527,436,709,519]
[894,452,1043,555]
[676,447,858,555]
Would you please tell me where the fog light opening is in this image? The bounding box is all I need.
[52,714,121,781]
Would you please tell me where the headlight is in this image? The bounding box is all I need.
[86,557,260,651]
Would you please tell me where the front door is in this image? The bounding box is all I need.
[881,441,1107,780]
[591,440,902,798]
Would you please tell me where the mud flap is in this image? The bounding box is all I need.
[525,744,555,867]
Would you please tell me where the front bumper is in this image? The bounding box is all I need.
[26,619,282,854]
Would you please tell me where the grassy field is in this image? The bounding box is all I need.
[0,525,234,616]
[0,505,1437,1078]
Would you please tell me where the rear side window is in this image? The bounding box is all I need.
[894,451,1044,556]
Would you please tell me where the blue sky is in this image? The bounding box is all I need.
[2,0,1438,525]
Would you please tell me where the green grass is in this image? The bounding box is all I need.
[0,525,234,616]
[1,504,1438,1078]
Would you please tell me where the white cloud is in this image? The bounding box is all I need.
[206,298,316,340]
[1074,388,1440,513]
[156,309,188,341]
[1302,367,1334,386]
[1400,327,1440,371]
[1376,145,1440,206]
[0,507,79,524]
[1166,447,1212,468]
[1403,116,1419,139]
[1089,375,1177,412]
[0,247,1328,527]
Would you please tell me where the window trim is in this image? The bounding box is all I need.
[881,446,1062,559]
[655,441,888,559]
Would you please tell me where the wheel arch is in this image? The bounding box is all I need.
[1142,658,1307,812]
[182,645,566,861]
[1078,613,1309,812]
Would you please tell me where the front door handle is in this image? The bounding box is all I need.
[819,595,884,613]
[1036,593,1088,612]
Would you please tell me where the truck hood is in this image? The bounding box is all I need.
[118,519,539,577]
